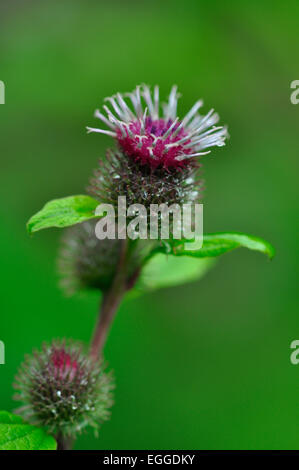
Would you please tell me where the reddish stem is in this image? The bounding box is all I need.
[90,238,128,360]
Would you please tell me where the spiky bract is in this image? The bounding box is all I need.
[88,149,204,211]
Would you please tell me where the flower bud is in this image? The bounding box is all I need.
[14,340,114,438]
[58,220,122,295]
[58,219,143,295]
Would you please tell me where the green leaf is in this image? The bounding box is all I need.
[158,232,275,259]
[132,253,216,295]
[27,195,99,234]
[0,411,57,450]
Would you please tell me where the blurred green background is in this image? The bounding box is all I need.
[0,0,298,450]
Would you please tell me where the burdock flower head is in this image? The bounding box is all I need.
[87,85,227,210]
[14,340,113,438]
[87,84,227,170]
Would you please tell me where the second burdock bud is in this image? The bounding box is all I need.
[13,340,114,438]
[58,219,144,295]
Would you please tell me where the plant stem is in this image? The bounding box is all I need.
[60,239,130,450]
[57,433,72,450]
[90,238,128,361]
[59,238,143,450]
